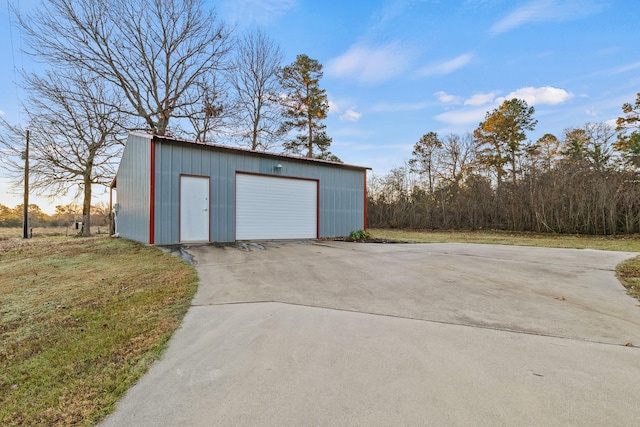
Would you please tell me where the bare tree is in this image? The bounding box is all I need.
[18,0,232,136]
[562,123,614,170]
[181,75,235,143]
[0,70,127,236]
[439,133,474,186]
[229,29,284,151]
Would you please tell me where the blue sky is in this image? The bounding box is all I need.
[1,0,639,212]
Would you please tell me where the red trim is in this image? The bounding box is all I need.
[363,171,368,231]
[178,174,211,243]
[149,138,156,244]
[316,180,320,238]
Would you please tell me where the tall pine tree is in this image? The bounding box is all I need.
[279,54,333,158]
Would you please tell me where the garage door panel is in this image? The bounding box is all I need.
[236,174,317,240]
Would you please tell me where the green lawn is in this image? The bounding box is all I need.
[0,236,198,426]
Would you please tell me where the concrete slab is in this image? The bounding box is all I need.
[101,242,640,426]
[191,242,640,345]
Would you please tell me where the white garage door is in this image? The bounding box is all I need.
[236,173,317,240]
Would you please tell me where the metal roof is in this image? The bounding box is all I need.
[129,132,371,171]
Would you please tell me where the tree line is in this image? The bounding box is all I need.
[368,95,640,235]
[0,203,111,229]
[0,0,334,236]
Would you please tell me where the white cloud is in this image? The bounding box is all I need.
[490,0,607,35]
[435,108,489,125]
[340,109,362,122]
[0,109,4,116]
[435,86,573,126]
[604,118,617,128]
[369,101,430,113]
[435,91,461,104]
[464,92,497,106]
[327,42,415,84]
[498,86,573,106]
[328,100,340,114]
[221,0,297,26]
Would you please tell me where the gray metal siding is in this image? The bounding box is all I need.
[152,140,365,244]
[116,134,151,243]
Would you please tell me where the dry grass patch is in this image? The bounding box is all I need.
[616,257,640,302]
[0,227,98,240]
[369,228,640,252]
[0,236,198,426]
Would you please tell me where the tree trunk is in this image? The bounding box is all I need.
[307,82,313,157]
[82,174,92,237]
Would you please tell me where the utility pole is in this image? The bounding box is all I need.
[22,130,29,239]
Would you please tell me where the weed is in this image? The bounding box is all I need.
[348,229,371,241]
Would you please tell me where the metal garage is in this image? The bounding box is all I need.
[111,133,369,245]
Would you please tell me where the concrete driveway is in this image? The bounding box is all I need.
[101,242,640,426]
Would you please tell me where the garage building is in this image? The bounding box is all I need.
[111,133,369,244]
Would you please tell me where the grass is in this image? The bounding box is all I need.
[369,228,640,252]
[370,228,640,303]
[0,236,198,426]
[616,258,640,302]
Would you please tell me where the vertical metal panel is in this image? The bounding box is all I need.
[149,139,366,244]
[115,134,150,243]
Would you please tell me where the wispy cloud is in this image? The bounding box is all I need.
[435,108,489,126]
[340,109,362,122]
[0,109,4,116]
[490,0,607,35]
[498,86,573,105]
[464,92,498,106]
[221,0,297,26]
[417,53,473,77]
[327,42,415,84]
[614,61,640,74]
[369,101,431,113]
[435,91,461,104]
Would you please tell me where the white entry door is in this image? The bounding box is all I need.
[180,175,210,242]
